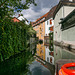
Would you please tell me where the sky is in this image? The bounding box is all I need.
[14,0,59,22]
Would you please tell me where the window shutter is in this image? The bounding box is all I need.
[50,19,52,25]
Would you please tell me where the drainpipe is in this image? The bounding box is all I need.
[62,5,64,18]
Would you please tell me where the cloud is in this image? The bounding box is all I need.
[14,0,59,22]
[21,7,50,21]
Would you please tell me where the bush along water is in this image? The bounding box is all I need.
[0,17,36,62]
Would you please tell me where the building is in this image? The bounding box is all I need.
[43,6,57,64]
[12,17,20,22]
[53,0,75,42]
[45,5,57,36]
[32,13,49,60]
[54,9,75,75]
[18,14,29,25]
[32,12,49,41]
[44,5,57,46]
[53,0,75,63]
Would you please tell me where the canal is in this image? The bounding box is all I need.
[0,41,75,75]
[0,42,54,75]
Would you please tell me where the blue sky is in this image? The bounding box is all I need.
[14,0,59,22]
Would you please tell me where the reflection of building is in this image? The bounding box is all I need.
[36,44,45,60]
[53,0,75,63]
[45,46,54,64]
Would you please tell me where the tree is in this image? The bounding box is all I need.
[0,0,36,9]
[0,0,37,20]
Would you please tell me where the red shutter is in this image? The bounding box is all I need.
[50,19,52,25]
[50,26,54,31]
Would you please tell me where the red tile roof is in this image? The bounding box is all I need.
[32,12,49,27]
[36,12,49,22]
[12,17,20,22]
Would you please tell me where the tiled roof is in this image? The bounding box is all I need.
[32,12,49,27]
[35,12,49,22]
[46,5,57,20]
[12,17,20,22]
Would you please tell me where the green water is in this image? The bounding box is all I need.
[0,51,34,75]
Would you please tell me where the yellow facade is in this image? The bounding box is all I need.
[33,22,45,60]
[32,12,49,60]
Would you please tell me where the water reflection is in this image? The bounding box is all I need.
[0,51,32,75]
[28,61,51,75]
[54,45,75,63]
[36,43,54,65]
[45,46,54,64]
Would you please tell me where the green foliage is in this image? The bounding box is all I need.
[0,17,35,61]
[0,0,37,21]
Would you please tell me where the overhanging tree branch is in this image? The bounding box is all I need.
[0,0,7,7]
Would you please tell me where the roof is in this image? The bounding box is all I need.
[18,16,29,22]
[35,12,49,22]
[60,9,75,24]
[32,12,49,27]
[46,5,57,20]
[53,0,75,19]
[12,17,20,22]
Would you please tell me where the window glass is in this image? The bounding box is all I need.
[47,57,49,62]
[47,21,48,25]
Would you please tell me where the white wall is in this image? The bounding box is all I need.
[54,7,63,42]
[64,6,75,17]
[54,6,75,42]
[18,16,29,25]
[45,18,54,36]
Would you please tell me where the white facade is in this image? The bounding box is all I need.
[45,46,54,64]
[45,18,54,36]
[18,16,29,25]
[54,6,75,42]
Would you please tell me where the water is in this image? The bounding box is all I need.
[54,45,75,63]
[0,42,54,75]
[28,61,51,75]
[0,51,33,75]
[36,43,54,65]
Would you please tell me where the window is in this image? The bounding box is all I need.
[47,57,49,62]
[49,52,50,55]
[41,34,43,37]
[41,50,43,53]
[47,21,48,25]
[50,57,52,63]
[50,19,52,25]
[49,27,50,30]
[41,55,43,59]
